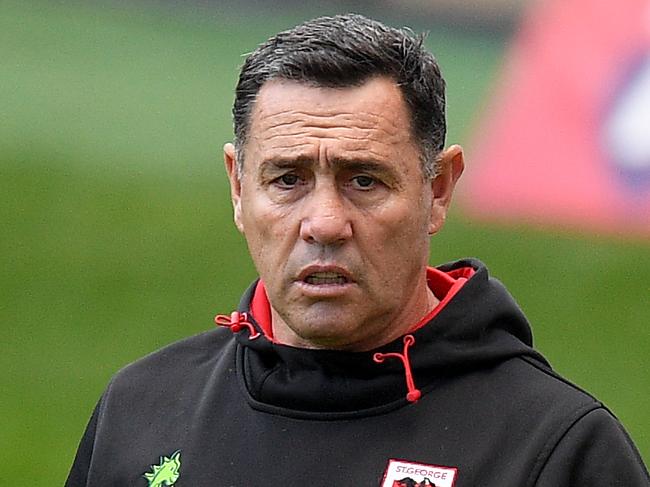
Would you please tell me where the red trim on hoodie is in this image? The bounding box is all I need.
[250,266,476,343]
[250,280,274,339]
[407,266,474,333]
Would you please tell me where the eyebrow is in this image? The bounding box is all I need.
[259,155,400,180]
[259,155,315,170]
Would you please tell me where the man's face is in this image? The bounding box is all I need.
[225,76,463,351]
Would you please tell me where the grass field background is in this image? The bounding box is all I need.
[2,1,648,484]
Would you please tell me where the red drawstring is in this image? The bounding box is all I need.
[214,311,260,340]
[216,313,420,401]
[373,335,422,403]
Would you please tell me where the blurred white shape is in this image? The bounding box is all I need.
[604,56,650,171]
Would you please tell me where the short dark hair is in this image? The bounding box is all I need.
[232,14,447,179]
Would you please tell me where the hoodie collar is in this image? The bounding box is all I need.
[248,265,474,342]
[215,259,547,418]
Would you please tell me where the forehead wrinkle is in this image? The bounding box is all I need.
[257,120,406,150]
[259,135,399,165]
[256,109,405,138]
[247,81,420,168]
[262,131,402,145]
[263,141,313,150]
[257,108,391,126]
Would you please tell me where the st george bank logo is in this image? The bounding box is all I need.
[381,459,457,487]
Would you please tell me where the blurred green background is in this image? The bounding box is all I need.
[1,1,648,484]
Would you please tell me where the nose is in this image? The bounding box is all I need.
[299,182,353,245]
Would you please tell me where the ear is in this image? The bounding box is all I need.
[429,144,465,235]
[223,142,245,234]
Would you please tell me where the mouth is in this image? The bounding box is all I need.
[303,271,350,286]
[296,266,355,295]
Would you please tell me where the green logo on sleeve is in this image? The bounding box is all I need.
[143,450,181,487]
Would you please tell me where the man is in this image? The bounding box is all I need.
[67,14,649,486]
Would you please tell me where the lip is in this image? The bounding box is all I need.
[297,264,355,283]
[295,264,357,298]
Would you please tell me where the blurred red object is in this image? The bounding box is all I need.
[461,0,650,237]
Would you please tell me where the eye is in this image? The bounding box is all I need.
[351,175,376,189]
[275,173,300,188]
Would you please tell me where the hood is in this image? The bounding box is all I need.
[217,259,549,418]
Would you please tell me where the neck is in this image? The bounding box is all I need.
[270,283,439,352]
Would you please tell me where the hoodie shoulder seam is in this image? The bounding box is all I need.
[518,355,603,405]
[525,403,605,487]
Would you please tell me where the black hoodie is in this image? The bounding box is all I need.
[66,259,649,486]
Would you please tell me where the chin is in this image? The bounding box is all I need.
[290,317,360,347]
[295,333,362,351]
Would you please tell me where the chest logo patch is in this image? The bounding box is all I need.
[143,450,181,487]
[381,459,457,487]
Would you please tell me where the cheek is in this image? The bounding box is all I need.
[240,195,297,263]
[373,196,431,242]
[240,185,276,234]
[364,199,431,272]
